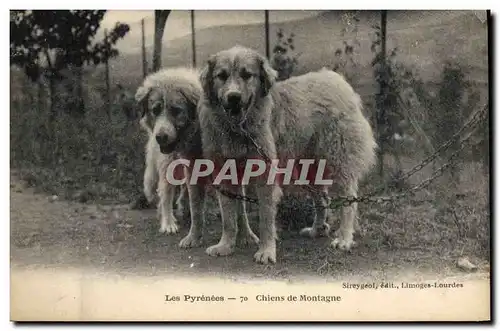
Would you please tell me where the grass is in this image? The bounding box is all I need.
[11,82,146,204]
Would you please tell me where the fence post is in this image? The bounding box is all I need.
[191,10,196,68]
[377,10,388,178]
[104,28,111,120]
[141,18,147,78]
[264,10,270,59]
[381,11,387,70]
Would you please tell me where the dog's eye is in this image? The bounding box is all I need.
[240,70,253,80]
[170,106,183,117]
[151,104,162,116]
[216,71,228,81]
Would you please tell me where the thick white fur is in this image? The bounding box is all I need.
[136,67,258,248]
[198,46,377,264]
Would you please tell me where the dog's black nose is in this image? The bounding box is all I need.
[156,134,169,146]
[227,92,242,108]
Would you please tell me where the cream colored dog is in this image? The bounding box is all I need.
[135,68,204,245]
[198,46,377,264]
[139,113,187,234]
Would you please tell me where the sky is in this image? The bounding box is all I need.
[100,10,323,51]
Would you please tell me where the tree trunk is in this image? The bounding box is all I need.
[153,10,171,72]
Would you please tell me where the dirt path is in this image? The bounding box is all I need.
[10,172,490,283]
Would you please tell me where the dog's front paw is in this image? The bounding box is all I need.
[299,223,330,238]
[253,246,276,264]
[331,236,356,251]
[159,218,179,234]
[206,242,234,257]
[237,229,260,247]
[179,233,203,248]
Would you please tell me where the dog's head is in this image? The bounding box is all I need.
[135,68,202,154]
[199,45,277,118]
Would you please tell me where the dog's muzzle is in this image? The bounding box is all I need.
[156,134,177,154]
[222,93,253,117]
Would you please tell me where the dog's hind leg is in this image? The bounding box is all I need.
[179,167,206,248]
[174,184,190,219]
[299,187,331,238]
[158,177,179,234]
[236,187,259,247]
[179,182,205,248]
[331,181,358,251]
[143,157,158,204]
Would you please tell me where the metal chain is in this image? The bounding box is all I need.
[363,103,488,198]
[212,103,488,209]
[211,119,269,204]
[367,103,488,196]
[327,122,481,209]
[234,122,333,199]
[212,185,259,204]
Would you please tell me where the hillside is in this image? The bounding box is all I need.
[106,10,487,91]
[10,10,488,100]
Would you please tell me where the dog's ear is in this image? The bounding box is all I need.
[135,85,150,104]
[259,55,277,97]
[179,85,202,119]
[139,114,153,134]
[199,55,216,103]
[135,85,151,118]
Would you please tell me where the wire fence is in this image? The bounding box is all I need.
[10,11,488,125]
[99,10,488,120]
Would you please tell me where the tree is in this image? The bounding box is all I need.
[10,10,129,118]
[152,10,171,72]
